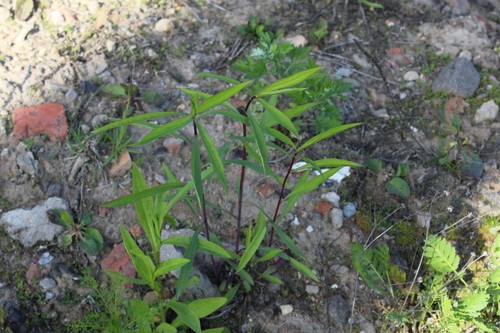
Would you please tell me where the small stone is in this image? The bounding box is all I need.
[352,54,372,69]
[330,208,344,229]
[47,184,62,197]
[335,67,352,78]
[280,304,294,315]
[292,216,300,225]
[49,10,65,26]
[109,151,132,177]
[65,88,78,103]
[306,225,314,233]
[474,100,498,123]
[13,103,68,142]
[45,291,56,300]
[155,18,173,32]
[284,35,307,47]
[305,284,320,294]
[343,202,356,217]
[327,294,350,325]
[321,192,340,206]
[254,182,275,198]
[146,48,159,59]
[91,114,109,129]
[39,277,57,290]
[371,108,390,120]
[38,252,54,265]
[0,119,7,145]
[16,147,39,176]
[432,57,480,97]
[105,39,116,52]
[162,137,184,153]
[316,201,334,217]
[458,50,472,61]
[403,71,419,81]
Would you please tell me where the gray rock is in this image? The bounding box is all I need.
[46,184,62,197]
[445,0,470,15]
[432,57,480,97]
[343,202,357,217]
[327,294,350,325]
[474,100,498,123]
[321,192,340,206]
[16,143,40,176]
[0,197,68,247]
[38,252,54,265]
[305,284,319,294]
[39,277,57,290]
[65,88,78,103]
[403,71,419,81]
[330,208,344,229]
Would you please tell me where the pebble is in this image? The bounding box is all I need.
[280,304,294,315]
[306,225,314,233]
[155,18,173,32]
[292,216,300,225]
[352,54,372,69]
[105,39,116,52]
[335,67,352,78]
[327,294,350,325]
[16,145,40,176]
[474,100,498,123]
[343,202,357,217]
[91,114,109,129]
[305,284,319,294]
[403,71,419,81]
[38,252,54,265]
[321,191,340,206]
[371,108,390,119]
[284,35,308,47]
[331,208,344,229]
[431,57,480,97]
[65,88,78,103]
[39,277,57,290]
[109,151,132,177]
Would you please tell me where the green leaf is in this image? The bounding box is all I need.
[350,242,389,293]
[196,81,253,114]
[156,322,177,333]
[365,158,385,172]
[91,112,180,134]
[141,90,165,106]
[266,127,296,148]
[293,158,362,170]
[165,168,214,213]
[168,300,201,333]
[80,237,101,256]
[153,258,190,279]
[188,297,227,319]
[82,227,104,254]
[457,291,489,317]
[297,123,361,152]
[120,226,157,289]
[257,87,306,96]
[237,212,267,273]
[101,84,127,97]
[289,257,318,282]
[202,328,228,333]
[176,228,200,299]
[424,235,459,274]
[247,112,270,174]
[385,177,411,199]
[60,233,73,246]
[270,222,305,260]
[131,115,192,146]
[196,120,227,191]
[361,0,384,9]
[396,163,410,177]
[286,167,341,199]
[258,97,299,137]
[197,73,240,85]
[103,269,148,285]
[258,67,324,95]
[48,209,74,228]
[255,248,283,263]
[101,180,185,207]
[162,236,236,259]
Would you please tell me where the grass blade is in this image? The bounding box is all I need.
[297,123,361,153]
[258,97,299,138]
[196,120,228,191]
[247,112,269,175]
[258,67,323,95]
[191,136,204,208]
[162,236,237,259]
[101,181,185,207]
[286,167,341,198]
[167,300,201,333]
[131,115,192,146]
[236,212,267,273]
[91,112,181,134]
[153,258,190,279]
[196,81,253,114]
[198,73,240,84]
[289,257,318,282]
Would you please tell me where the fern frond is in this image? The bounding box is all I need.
[350,243,389,293]
[424,235,459,274]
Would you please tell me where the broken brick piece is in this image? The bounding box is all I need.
[316,201,334,217]
[13,103,68,142]
[100,242,136,288]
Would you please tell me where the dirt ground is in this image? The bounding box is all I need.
[0,0,499,332]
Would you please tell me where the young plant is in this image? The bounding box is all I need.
[93,67,360,330]
[365,159,411,199]
[48,209,103,256]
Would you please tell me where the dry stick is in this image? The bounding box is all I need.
[353,39,436,157]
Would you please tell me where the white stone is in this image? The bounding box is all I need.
[331,208,344,229]
[306,225,314,233]
[284,35,307,47]
[474,100,498,123]
[0,197,68,247]
[155,18,173,32]
[321,192,340,206]
[280,304,294,315]
[292,216,300,225]
[305,284,320,294]
[403,71,419,81]
[105,39,116,52]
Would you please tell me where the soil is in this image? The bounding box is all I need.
[0,0,499,332]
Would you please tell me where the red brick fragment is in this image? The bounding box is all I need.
[316,201,334,217]
[13,103,68,142]
[257,183,275,198]
[100,242,136,288]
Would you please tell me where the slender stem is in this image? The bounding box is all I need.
[235,97,255,254]
[269,152,297,246]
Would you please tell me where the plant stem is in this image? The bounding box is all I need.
[235,97,255,254]
[269,152,297,246]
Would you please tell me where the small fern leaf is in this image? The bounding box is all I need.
[424,235,459,274]
[457,291,489,318]
[350,243,389,293]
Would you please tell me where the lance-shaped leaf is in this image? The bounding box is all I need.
[258,67,324,95]
[176,228,200,299]
[131,115,192,146]
[247,112,269,175]
[236,212,267,273]
[289,257,319,282]
[168,300,201,333]
[297,123,361,153]
[101,180,185,207]
[196,120,227,191]
[91,112,182,134]
[293,158,362,171]
[162,236,236,259]
[266,127,296,149]
[153,258,190,279]
[191,136,204,209]
[198,73,239,84]
[258,97,299,137]
[257,87,306,96]
[286,167,341,198]
[196,81,253,114]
